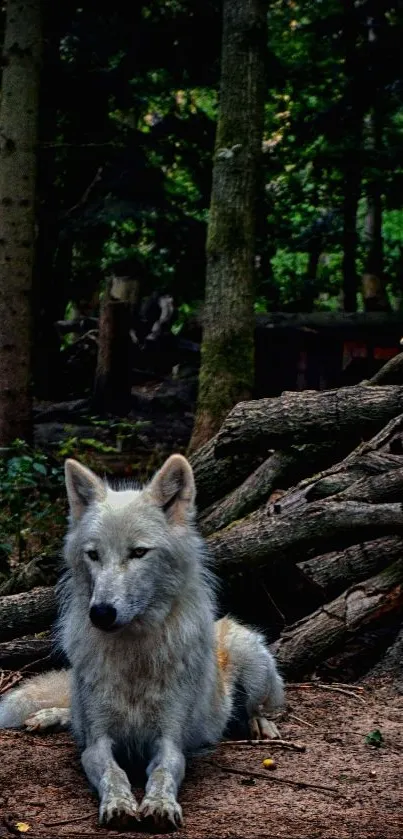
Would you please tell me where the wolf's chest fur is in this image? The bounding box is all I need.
[68,606,214,748]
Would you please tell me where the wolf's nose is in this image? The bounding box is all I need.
[90,603,117,631]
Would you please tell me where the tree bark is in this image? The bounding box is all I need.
[367,352,403,386]
[0,0,42,444]
[272,560,403,679]
[298,536,403,601]
[0,587,56,642]
[188,0,267,453]
[0,637,55,671]
[190,436,265,511]
[92,277,133,415]
[199,441,340,536]
[214,385,403,457]
[272,413,403,512]
[207,501,403,571]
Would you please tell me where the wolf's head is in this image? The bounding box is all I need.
[63,454,202,632]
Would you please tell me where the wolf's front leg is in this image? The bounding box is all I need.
[139,737,185,829]
[81,735,138,826]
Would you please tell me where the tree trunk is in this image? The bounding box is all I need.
[92,276,134,414]
[342,160,361,312]
[361,108,389,312]
[188,0,267,453]
[0,0,42,445]
[0,587,56,642]
[272,560,403,679]
[32,5,72,401]
[214,385,403,457]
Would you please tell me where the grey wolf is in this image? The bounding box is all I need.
[0,454,284,829]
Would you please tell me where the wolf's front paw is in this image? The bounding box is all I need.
[99,790,138,827]
[139,793,183,829]
[249,714,281,740]
[24,707,71,732]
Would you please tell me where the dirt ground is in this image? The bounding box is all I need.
[0,677,401,839]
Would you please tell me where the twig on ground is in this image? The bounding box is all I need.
[288,714,316,729]
[220,739,306,752]
[210,761,341,795]
[0,656,54,696]
[287,683,366,703]
[42,813,94,827]
[0,671,23,696]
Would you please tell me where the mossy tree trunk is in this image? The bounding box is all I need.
[188,0,267,453]
[0,0,42,445]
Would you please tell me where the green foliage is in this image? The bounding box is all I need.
[0,441,65,567]
[171,301,200,334]
[364,729,383,748]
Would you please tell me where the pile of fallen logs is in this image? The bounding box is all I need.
[190,363,403,680]
[1,357,403,683]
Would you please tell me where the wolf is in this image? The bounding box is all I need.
[0,454,284,829]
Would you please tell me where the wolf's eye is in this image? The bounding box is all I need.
[129,547,149,559]
[87,549,100,561]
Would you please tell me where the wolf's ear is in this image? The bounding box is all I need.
[65,459,106,520]
[148,454,196,524]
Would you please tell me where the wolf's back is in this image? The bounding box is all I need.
[0,669,70,728]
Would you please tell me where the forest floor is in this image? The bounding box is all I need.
[0,675,401,839]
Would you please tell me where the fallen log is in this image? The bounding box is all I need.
[0,555,59,597]
[298,536,403,600]
[256,311,403,334]
[366,351,403,386]
[0,637,55,671]
[0,587,57,642]
[207,501,403,570]
[190,437,265,511]
[270,414,403,513]
[272,560,403,679]
[203,412,403,535]
[199,442,338,536]
[326,466,403,504]
[214,385,403,457]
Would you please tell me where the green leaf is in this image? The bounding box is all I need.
[33,462,47,476]
[365,729,383,748]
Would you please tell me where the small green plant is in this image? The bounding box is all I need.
[364,729,383,748]
[89,417,150,453]
[58,435,117,458]
[171,301,198,336]
[0,440,65,566]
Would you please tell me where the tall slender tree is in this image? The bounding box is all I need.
[188,0,267,453]
[0,0,42,444]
